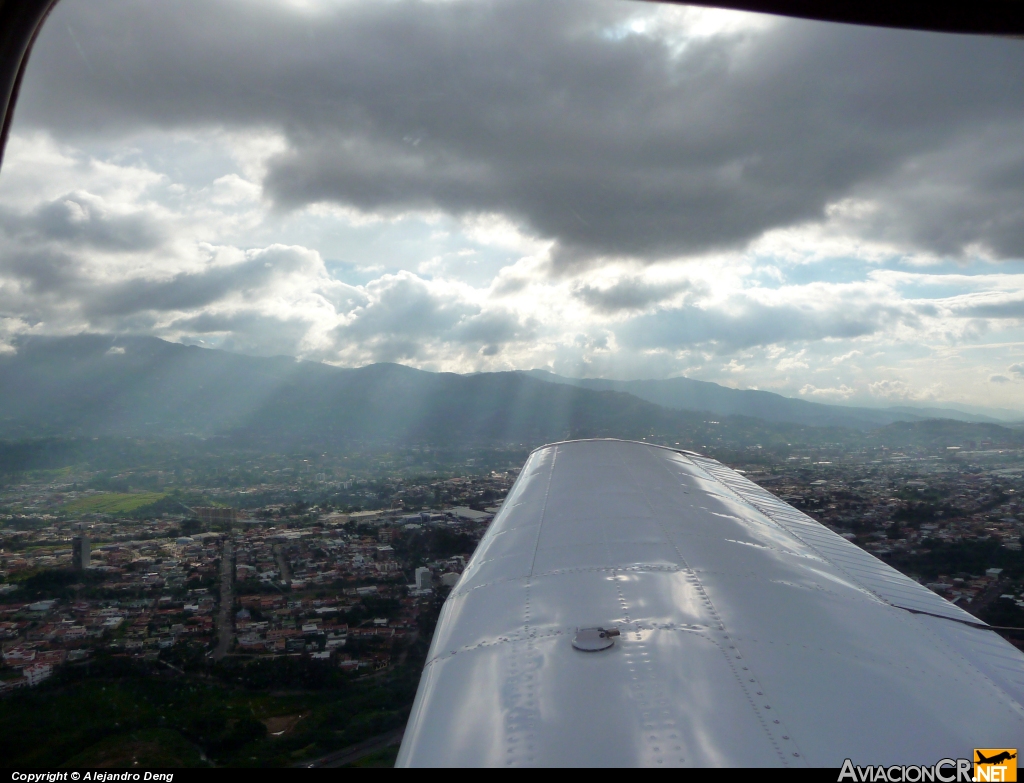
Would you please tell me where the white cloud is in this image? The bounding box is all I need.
[799,384,855,399]
[208,174,260,206]
[2,131,1021,413]
[868,379,914,400]
[831,349,862,366]
[777,350,808,371]
[0,0,1021,415]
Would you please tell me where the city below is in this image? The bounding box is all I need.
[1,438,1022,766]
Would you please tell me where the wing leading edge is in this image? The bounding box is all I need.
[397,439,1024,767]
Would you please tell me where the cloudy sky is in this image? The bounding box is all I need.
[1,0,1023,415]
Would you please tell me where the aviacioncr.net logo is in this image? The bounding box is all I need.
[973,749,1017,782]
[839,758,973,782]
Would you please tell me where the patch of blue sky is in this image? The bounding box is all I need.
[273,211,521,287]
[753,251,1024,294]
[275,213,451,277]
[872,270,1024,300]
[894,280,1015,300]
[85,132,248,193]
[750,254,876,286]
[886,256,1024,278]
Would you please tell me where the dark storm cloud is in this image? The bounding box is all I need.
[0,238,343,321]
[0,192,165,252]
[451,308,534,345]
[84,245,333,317]
[15,0,1024,263]
[1,245,83,296]
[331,272,533,361]
[572,276,694,313]
[336,274,474,345]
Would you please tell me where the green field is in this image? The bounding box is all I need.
[61,492,166,515]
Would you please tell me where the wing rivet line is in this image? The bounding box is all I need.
[639,449,802,765]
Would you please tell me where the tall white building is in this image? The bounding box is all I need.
[72,535,90,571]
[415,566,433,590]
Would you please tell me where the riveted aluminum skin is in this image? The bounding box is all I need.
[397,439,1024,767]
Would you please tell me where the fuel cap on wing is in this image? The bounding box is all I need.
[572,626,620,651]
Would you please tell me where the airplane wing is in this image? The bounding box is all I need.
[396,438,1024,767]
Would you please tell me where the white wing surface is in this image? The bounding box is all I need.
[396,439,1024,767]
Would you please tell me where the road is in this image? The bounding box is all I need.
[274,544,291,586]
[300,728,405,768]
[213,538,234,661]
[967,578,1010,618]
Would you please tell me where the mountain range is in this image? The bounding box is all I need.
[523,371,1012,429]
[0,335,1020,452]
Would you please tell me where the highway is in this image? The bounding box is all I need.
[299,728,405,768]
[213,537,234,661]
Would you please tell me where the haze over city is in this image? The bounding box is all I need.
[0,0,1022,415]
